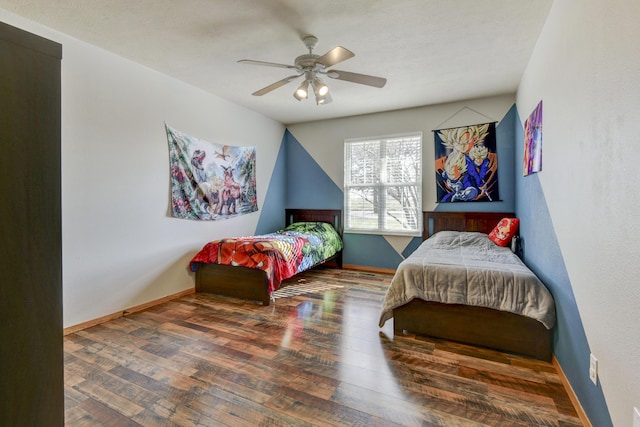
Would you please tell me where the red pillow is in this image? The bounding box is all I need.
[488,218,520,247]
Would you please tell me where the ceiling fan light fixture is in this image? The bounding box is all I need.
[316,92,332,105]
[312,77,329,97]
[293,80,309,101]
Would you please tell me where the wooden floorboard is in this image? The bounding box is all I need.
[64,267,583,426]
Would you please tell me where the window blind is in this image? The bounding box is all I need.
[344,132,422,236]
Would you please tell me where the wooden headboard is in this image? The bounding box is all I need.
[423,211,514,240]
[285,209,343,236]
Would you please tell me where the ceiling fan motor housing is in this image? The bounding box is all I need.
[295,54,322,71]
[297,36,322,71]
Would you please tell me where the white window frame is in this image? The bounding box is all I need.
[344,132,422,236]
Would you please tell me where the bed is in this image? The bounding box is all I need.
[189,208,343,306]
[379,211,555,361]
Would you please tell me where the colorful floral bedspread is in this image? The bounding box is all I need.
[189,222,343,294]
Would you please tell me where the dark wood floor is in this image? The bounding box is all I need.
[64,268,582,426]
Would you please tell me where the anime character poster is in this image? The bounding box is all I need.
[165,124,258,220]
[434,122,500,203]
[523,101,543,176]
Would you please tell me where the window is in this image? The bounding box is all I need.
[344,132,422,236]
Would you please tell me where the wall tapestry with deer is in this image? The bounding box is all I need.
[165,124,258,220]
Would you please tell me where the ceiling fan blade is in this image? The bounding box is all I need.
[238,59,297,69]
[315,46,355,68]
[251,74,301,96]
[326,69,387,88]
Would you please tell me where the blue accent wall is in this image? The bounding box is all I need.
[513,107,612,426]
[284,130,343,210]
[342,234,405,270]
[402,238,423,259]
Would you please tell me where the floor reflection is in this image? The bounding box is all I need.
[279,290,340,349]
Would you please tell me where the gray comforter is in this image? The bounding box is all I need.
[379,231,556,329]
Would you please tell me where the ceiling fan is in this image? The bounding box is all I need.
[238,35,387,105]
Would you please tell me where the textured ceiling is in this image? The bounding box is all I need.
[0,0,552,125]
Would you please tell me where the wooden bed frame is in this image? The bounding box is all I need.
[194,208,343,306]
[392,211,553,361]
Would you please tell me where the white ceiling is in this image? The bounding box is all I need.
[1,0,552,125]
